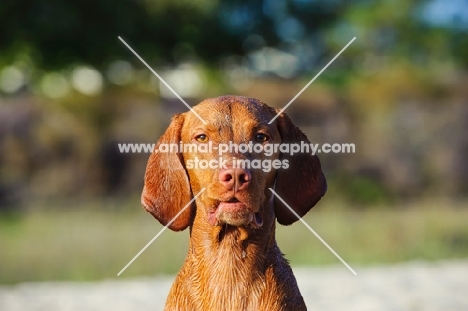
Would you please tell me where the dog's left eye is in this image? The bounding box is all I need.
[195,134,209,142]
[255,133,268,142]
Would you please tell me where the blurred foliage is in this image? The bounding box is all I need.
[1,0,468,208]
[0,0,346,70]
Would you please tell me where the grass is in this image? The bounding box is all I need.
[1,198,467,284]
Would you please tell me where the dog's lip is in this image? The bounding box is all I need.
[206,196,243,209]
[214,196,247,213]
[207,200,263,228]
[214,195,241,203]
[219,200,243,208]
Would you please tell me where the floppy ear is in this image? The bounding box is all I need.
[274,110,327,225]
[141,114,193,231]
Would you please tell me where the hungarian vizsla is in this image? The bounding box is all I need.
[142,95,326,310]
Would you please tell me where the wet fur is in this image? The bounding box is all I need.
[142,96,326,310]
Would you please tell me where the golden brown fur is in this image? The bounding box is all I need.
[142,96,326,310]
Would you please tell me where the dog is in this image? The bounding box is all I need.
[142,95,326,310]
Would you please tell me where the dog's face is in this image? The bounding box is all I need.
[180,97,281,229]
[142,95,326,232]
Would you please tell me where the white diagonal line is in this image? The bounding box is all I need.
[269,188,357,275]
[118,36,206,124]
[269,37,356,124]
[117,188,206,276]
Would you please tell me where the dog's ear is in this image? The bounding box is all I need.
[273,110,327,225]
[141,114,193,231]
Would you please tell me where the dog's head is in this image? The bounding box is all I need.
[142,95,326,231]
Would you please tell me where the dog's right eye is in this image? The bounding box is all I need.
[195,134,209,143]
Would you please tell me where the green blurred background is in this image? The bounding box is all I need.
[1,0,467,284]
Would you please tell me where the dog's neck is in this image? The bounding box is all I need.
[183,202,278,310]
[188,204,277,268]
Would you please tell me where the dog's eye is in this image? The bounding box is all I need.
[195,134,209,143]
[255,133,268,142]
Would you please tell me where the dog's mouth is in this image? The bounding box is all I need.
[207,197,263,229]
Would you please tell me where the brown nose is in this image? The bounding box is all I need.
[219,168,251,191]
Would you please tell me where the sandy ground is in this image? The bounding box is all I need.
[1,260,467,311]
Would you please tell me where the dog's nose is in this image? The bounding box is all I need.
[219,168,251,191]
